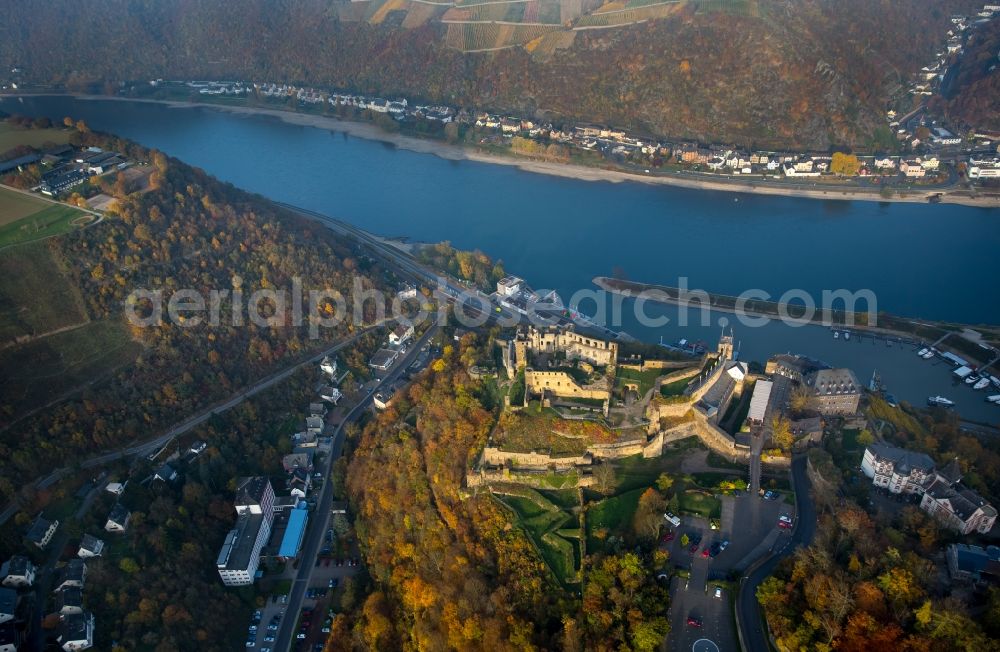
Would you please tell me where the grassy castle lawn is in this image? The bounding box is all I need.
[492,406,618,456]
[0,186,90,248]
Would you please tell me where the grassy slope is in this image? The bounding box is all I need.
[0,318,141,422]
[0,240,88,342]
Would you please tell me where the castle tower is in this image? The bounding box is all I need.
[717,328,734,361]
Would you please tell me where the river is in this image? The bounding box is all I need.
[3,95,999,424]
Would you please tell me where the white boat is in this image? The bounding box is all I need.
[965,374,980,385]
[973,378,990,390]
[844,332,851,341]
[987,395,1000,404]
[833,330,839,339]
[917,348,929,357]
[921,350,935,359]
[927,396,955,408]
[991,376,1000,389]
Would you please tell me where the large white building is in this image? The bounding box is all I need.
[861,443,935,494]
[862,445,997,534]
[217,477,275,586]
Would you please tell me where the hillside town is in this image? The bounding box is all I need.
[125,4,1000,195]
[153,72,1000,192]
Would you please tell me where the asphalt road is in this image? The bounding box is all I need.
[735,455,816,652]
[273,325,439,652]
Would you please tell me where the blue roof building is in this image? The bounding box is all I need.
[278,508,308,559]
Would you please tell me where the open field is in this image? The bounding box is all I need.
[0,201,89,248]
[0,319,141,423]
[0,185,52,225]
[0,240,88,343]
[0,123,72,151]
[0,185,90,248]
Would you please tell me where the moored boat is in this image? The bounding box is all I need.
[927,396,955,408]
[917,348,929,357]
[965,374,981,385]
[987,395,1000,404]
[974,378,990,390]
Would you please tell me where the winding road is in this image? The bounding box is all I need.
[735,454,817,651]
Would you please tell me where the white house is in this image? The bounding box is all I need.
[389,323,414,347]
[26,515,58,549]
[0,556,35,588]
[319,356,337,378]
[104,504,130,533]
[861,444,935,494]
[53,559,86,592]
[77,534,104,559]
[58,611,94,651]
[319,386,342,404]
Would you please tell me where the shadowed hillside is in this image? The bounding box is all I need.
[0,0,983,148]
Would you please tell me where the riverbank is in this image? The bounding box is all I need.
[27,93,1000,209]
[594,276,1000,359]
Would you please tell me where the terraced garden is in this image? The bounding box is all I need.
[493,485,582,585]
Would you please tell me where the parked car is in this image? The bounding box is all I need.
[709,542,721,557]
[701,548,710,558]
[689,542,699,554]
[662,531,675,542]
[714,586,723,599]
[764,490,776,500]
[687,617,703,628]
[328,578,338,589]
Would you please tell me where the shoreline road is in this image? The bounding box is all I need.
[736,455,817,652]
[273,325,439,652]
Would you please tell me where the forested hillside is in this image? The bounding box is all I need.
[0,0,981,148]
[935,18,1000,132]
[0,125,392,504]
[344,338,670,650]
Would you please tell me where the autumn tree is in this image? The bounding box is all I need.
[771,414,794,451]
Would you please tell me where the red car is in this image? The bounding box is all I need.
[689,542,699,554]
[778,520,792,529]
[662,532,675,542]
[687,617,703,628]
[701,548,710,558]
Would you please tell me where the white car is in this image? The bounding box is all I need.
[714,586,723,599]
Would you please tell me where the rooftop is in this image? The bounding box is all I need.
[808,368,861,396]
[107,503,130,525]
[1,555,32,578]
[216,512,265,572]
[950,543,1000,579]
[866,443,935,474]
[278,508,309,558]
[235,477,271,507]
[26,514,54,543]
[748,380,773,422]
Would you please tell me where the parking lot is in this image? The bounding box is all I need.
[664,491,795,651]
[243,506,362,652]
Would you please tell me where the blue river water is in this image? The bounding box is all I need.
[3,95,999,423]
